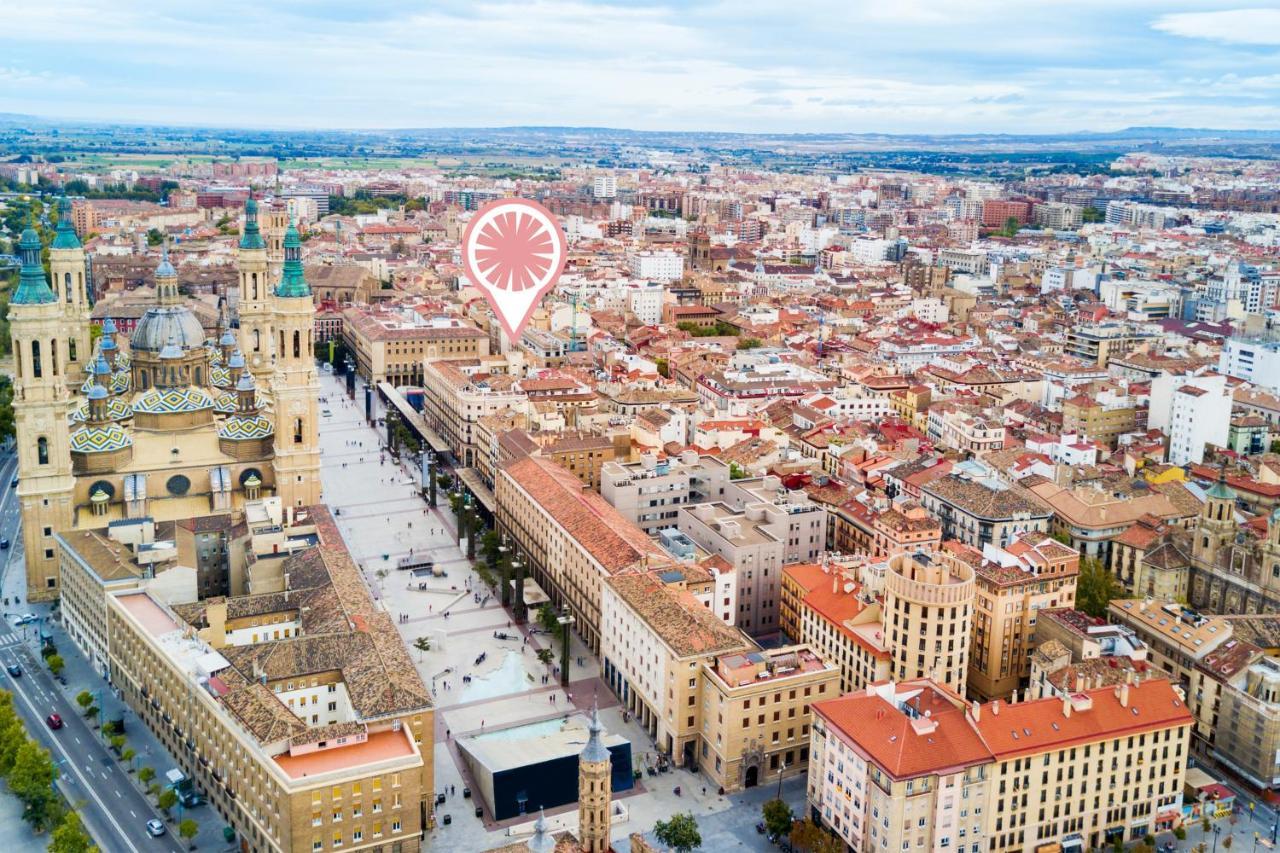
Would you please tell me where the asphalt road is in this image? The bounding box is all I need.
[0,449,183,853]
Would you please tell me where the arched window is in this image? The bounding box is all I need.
[68,338,77,363]
[252,329,260,352]
[37,437,48,465]
[31,340,42,379]
[51,340,58,376]
[251,273,258,301]
[195,367,202,385]
[293,330,301,359]
[64,272,72,303]
[294,418,303,444]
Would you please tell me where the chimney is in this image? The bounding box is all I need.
[991,699,1000,717]
[1062,694,1072,718]
[969,700,981,723]
[1117,682,1130,708]
[832,574,838,595]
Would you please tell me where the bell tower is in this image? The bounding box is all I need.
[9,226,75,601]
[270,220,322,507]
[236,199,275,383]
[1193,467,1236,571]
[49,197,90,387]
[577,703,613,853]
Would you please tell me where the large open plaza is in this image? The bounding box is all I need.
[317,370,789,852]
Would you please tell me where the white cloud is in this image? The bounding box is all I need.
[1152,9,1280,46]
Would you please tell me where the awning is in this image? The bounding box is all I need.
[376,382,450,455]
[455,467,496,512]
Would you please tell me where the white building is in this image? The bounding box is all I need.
[626,281,665,326]
[592,175,617,199]
[1149,373,1231,465]
[628,250,684,283]
[1220,336,1280,393]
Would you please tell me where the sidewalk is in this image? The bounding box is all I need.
[1,549,230,851]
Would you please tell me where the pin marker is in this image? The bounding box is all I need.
[461,198,568,340]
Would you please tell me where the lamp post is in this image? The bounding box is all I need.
[425,450,437,508]
[556,606,575,689]
[775,760,788,801]
[512,556,527,624]
[497,538,511,607]
[1214,823,1221,853]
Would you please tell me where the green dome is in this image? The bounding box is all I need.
[11,227,56,305]
[50,197,81,250]
[1206,468,1236,501]
[275,221,311,298]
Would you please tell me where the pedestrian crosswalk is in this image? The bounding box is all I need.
[0,632,25,649]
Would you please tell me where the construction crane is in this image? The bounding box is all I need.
[567,289,584,353]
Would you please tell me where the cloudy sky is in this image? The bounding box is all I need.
[3,1,1280,133]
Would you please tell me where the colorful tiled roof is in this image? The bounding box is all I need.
[70,423,133,453]
[110,370,132,395]
[213,390,266,414]
[218,414,273,440]
[69,397,133,423]
[132,386,214,414]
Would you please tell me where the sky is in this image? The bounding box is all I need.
[3,1,1280,134]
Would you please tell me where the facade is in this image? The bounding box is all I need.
[343,305,489,386]
[11,200,315,600]
[810,677,1193,853]
[781,560,892,694]
[421,358,525,467]
[920,474,1051,551]
[1189,477,1280,615]
[1148,373,1231,466]
[600,452,731,536]
[1220,335,1280,393]
[1063,324,1155,368]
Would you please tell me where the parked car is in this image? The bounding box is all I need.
[9,477,17,488]
[146,819,166,837]
[6,664,21,677]
[45,713,62,730]
[14,613,37,625]
[0,538,10,550]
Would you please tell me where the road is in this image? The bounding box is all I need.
[0,449,183,853]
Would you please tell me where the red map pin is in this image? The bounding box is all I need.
[462,198,568,340]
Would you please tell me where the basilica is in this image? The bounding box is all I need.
[9,199,321,601]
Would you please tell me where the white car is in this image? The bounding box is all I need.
[146,818,166,837]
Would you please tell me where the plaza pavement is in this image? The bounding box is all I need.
[319,373,780,852]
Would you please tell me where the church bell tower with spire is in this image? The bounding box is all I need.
[577,703,613,853]
[9,225,76,601]
[236,199,275,383]
[270,220,322,508]
[49,197,90,387]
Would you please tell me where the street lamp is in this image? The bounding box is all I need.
[776,760,788,801]
[497,537,511,607]
[512,556,527,624]
[424,450,438,508]
[556,605,575,689]
[1214,823,1222,853]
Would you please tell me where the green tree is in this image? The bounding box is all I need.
[75,691,94,714]
[1081,206,1105,223]
[1076,557,1124,617]
[413,637,431,660]
[537,603,559,635]
[9,739,59,832]
[108,734,125,755]
[121,747,136,770]
[146,228,165,246]
[1221,836,1233,850]
[48,810,97,853]
[179,817,199,848]
[1002,216,1021,237]
[45,654,64,676]
[0,378,13,444]
[738,338,762,350]
[762,798,793,838]
[728,462,747,480]
[138,766,155,786]
[535,648,554,665]
[157,788,178,817]
[0,692,22,777]
[1270,439,1280,454]
[654,812,702,852]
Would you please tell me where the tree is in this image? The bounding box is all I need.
[1174,827,1187,840]
[1002,216,1021,237]
[179,817,199,848]
[1081,206,1105,223]
[1222,836,1233,850]
[75,691,94,714]
[9,739,59,831]
[762,798,793,838]
[84,705,99,723]
[157,788,178,817]
[108,734,126,755]
[728,462,747,480]
[1076,557,1124,617]
[413,637,431,660]
[738,338,762,350]
[138,766,156,787]
[537,603,560,635]
[146,228,165,246]
[46,654,64,676]
[536,648,554,665]
[0,695,23,778]
[49,810,97,853]
[654,812,702,852]
[121,747,136,770]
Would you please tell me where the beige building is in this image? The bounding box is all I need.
[600,452,732,536]
[953,533,1079,701]
[343,305,489,387]
[810,677,1193,853]
[781,560,893,694]
[920,473,1051,552]
[884,550,975,693]
[65,504,434,853]
[422,358,525,467]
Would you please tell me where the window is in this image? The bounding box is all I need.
[31,340,42,378]
[38,437,48,465]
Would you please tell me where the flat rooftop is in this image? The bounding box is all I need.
[274,728,417,781]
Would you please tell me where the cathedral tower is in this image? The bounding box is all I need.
[49,197,90,386]
[236,199,274,383]
[577,703,613,853]
[1193,467,1236,571]
[9,226,76,601]
[270,221,322,507]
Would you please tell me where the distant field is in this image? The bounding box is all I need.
[279,156,438,171]
[68,153,223,170]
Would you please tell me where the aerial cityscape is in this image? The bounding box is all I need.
[2,4,1280,853]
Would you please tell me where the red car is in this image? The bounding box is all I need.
[45,713,62,730]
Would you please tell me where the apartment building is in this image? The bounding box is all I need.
[781,561,892,693]
[1063,324,1155,368]
[342,306,489,386]
[496,454,674,653]
[883,551,975,693]
[1062,390,1138,450]
[601,452,731,536]
[75,506,434,853]
[421,358,526,467]
[950,533,1080,701]
[920,473,1051,550]
[810,677,1193,853]
[1148,373,1231,467]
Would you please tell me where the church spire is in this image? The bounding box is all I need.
[12,226,56,305]
[51,197,81,250]
[155,241,179,306]
[239,198,265,250]
[276,219,310,298]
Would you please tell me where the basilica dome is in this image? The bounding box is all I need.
[130,306,207,353]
